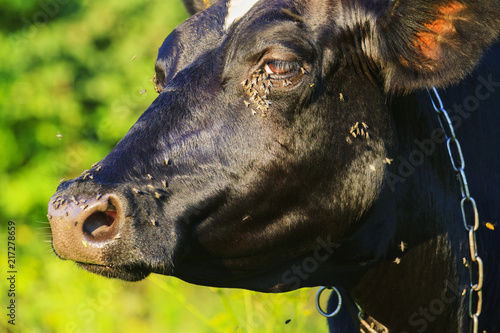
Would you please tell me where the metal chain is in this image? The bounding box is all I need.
[426,87,484,333]
[316,287,388,333]
[315,286,342,317]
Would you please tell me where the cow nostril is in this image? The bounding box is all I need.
[83,209,118,242]
[49,193,124,264]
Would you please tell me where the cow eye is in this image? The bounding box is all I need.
[264,60,301,78]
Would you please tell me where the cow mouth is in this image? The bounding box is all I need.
[50,234,151,282]
[75,262,151,281]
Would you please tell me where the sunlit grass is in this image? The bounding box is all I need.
[0,225,327,333]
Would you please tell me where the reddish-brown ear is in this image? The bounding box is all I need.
[413,2,467,62]
[375,0,500,92]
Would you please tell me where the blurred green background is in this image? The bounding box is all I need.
[0,0,327,332]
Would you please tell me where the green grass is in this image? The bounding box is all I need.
[1,226,327,333]
[0,1,329,332]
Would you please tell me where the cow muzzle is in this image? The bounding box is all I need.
[48,191,123,265]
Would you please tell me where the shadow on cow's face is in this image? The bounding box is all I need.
[49,0,500,292]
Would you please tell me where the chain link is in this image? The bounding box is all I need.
[315,286,342,317]
[426,87,484,333]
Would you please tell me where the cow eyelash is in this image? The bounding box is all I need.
[264,60,302,79]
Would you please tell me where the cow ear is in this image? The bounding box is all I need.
[181,0,216,15]
[374,0,500,92]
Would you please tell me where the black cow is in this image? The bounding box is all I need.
[48,0,500,331]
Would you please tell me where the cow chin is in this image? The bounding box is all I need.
[76,262,151,282]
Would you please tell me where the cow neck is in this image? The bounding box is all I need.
[317,89,474,332]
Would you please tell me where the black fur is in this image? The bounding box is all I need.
[49,0,500,331]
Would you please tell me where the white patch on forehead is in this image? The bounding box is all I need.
[225,0,260,30]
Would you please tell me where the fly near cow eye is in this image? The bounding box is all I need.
[264,59,301,78]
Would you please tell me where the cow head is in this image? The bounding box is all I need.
[49,0,500,292]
